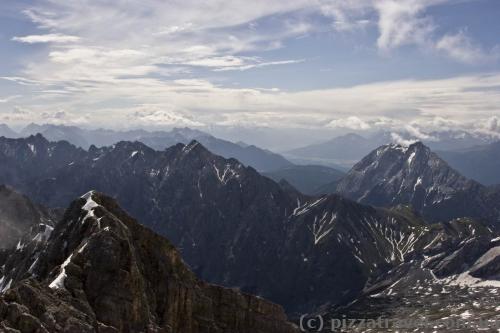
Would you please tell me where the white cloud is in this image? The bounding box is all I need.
[327,116,371,130]
[390,132,417,146]
[375,0,441,51]
[403,124,437,141]
[214,59,305,72]
[0,95,20,103]
[437,30,499,64]
[3,0,500,134]
[128,106,205,128]
[486,116,500,132]
[12,33,80,44]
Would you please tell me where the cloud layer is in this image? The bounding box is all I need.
[1,0,499,139]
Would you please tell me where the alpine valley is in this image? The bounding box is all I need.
[0,133,499,332]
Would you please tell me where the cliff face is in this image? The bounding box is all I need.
[0,192,298,333]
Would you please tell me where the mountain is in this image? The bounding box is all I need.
[17,124,292,172]
[437,141,500,186]
[1,135,499,318]
[0,124,17,138]
[0,191,299,332]
[425,130,495,151]
[285,133,381,169]
[0,185,57,249]
[264,165,345,195]
[336,142,500,223]
[21,123,90,149]
[284,129,498,170]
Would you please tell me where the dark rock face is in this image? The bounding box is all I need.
[0,192,299,333]
[0,185,57,250]
[336,142,500,223]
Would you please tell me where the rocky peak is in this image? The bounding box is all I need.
[0,191,299,333]
[337,142,496,222]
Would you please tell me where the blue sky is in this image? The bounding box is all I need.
[0,0,500,146]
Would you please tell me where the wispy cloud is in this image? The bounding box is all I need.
[12,33,80,43]
[327,116,372,130]
[436,30,500,64]
[2,0,499,133]
[375,0,439,51]
[0,95,20,103]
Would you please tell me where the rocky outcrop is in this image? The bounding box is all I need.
[0,192,298,333]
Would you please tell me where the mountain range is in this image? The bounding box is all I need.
[285,133,379,169]
[284,130,499,170]
[263,165,345,195]
[0,189,299,332]
[437,141,500,186]
[10,124,292,172]
[0,134,499,325]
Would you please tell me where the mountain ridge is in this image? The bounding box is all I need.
[0,191,299,332]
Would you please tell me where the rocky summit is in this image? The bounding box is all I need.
[0,191,299,333]
[336,142,500,223]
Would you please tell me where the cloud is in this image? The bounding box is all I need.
[0,95,20,103]
[319,0,373,32]
[436,30,500,64]
[486,116,500,132]
[214,59,305,71]
[403,124,437,141]
[128,106,205,128]
[327,116,371,130]
[390,132,417,146]
[12,34,80,44]
[3,0,499,134]
[375,0,440,51]
[0,106,86,126]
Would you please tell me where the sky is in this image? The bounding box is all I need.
[0,0,500,148]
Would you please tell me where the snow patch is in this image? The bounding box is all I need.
[49,254,74,289]
[407,151,416,165]
[27,143,36,154]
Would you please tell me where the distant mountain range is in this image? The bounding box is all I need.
[263,165,345,195]
[0,124,18,138]
[0,190,299,332]
[0,123,352,193]
[5,123,292,172]
[284,130,498,169]
[285,133,380,169]
[0,134,499,323]
[437,141,500,186]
